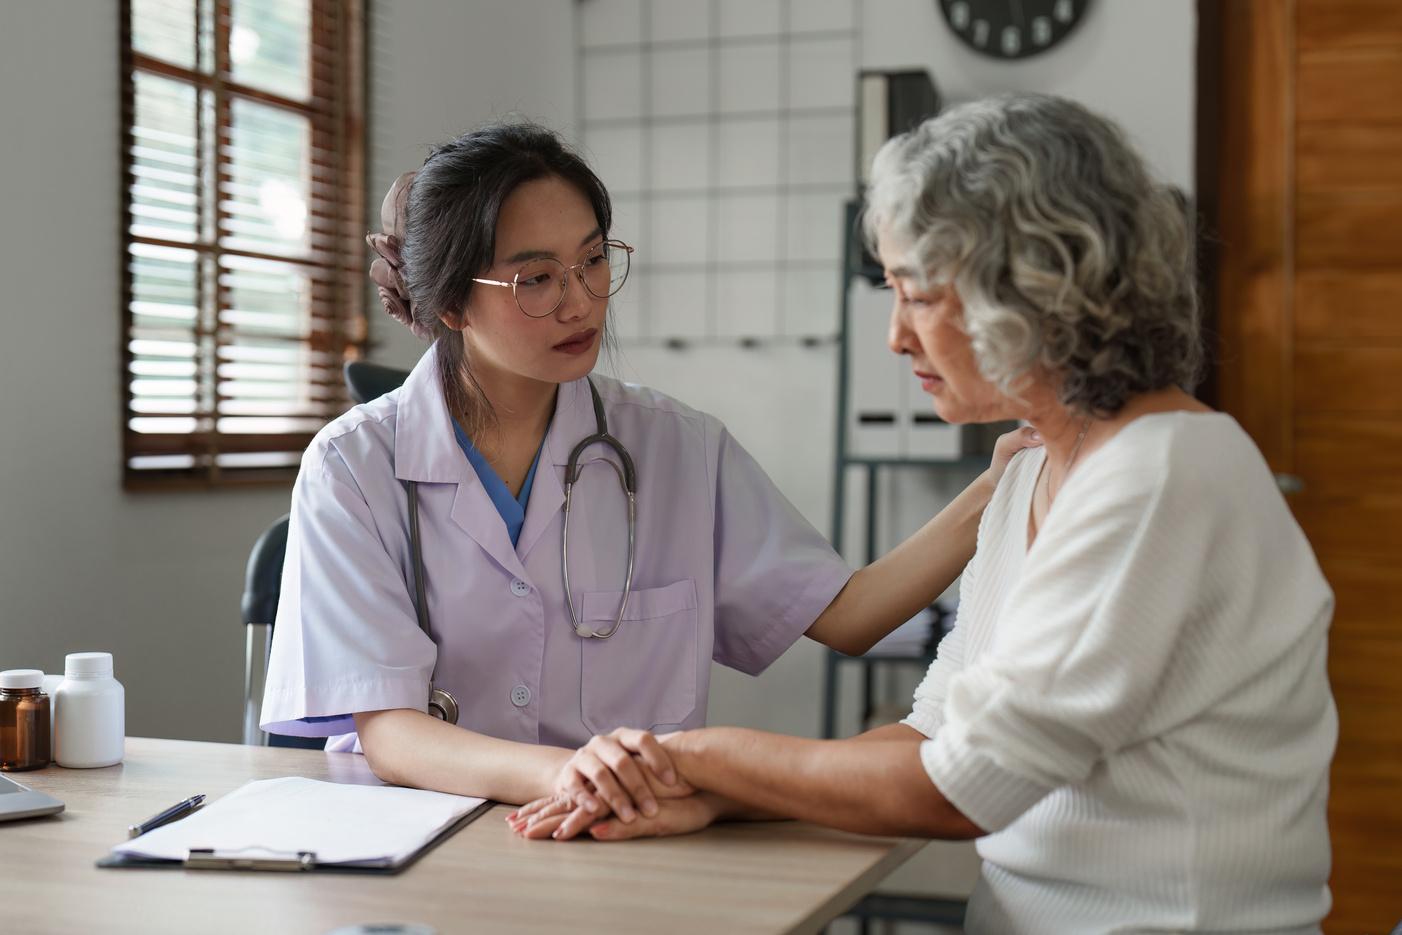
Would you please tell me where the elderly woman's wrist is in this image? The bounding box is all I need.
[699,791,735,821]
[543,747,575,792]
[667,728,707,783]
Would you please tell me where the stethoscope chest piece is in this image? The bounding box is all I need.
[427,683,459,724]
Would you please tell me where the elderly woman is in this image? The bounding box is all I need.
[512,94,1337,934]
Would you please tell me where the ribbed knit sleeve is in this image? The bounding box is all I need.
[903,618,964,738]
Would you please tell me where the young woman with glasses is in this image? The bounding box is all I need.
[260,123,1035,824]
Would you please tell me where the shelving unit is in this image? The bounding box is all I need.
[823,201,997,741]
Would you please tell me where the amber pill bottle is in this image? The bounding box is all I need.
[0,669,52,771]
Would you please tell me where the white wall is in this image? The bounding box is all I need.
[0,0,1194,759]
[864,0,1196,192]
[0,3,279,742]
[366,0,579,369]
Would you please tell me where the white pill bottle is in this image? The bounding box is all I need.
[53,652,125,768]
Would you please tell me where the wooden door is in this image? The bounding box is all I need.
[1216,2,1402,931]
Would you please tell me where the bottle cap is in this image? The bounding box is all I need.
[65,652,114,678]
[0,668,45,690]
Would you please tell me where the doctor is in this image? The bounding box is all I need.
[261,123,1031,819]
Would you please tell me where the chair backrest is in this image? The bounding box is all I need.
[343,360,410,405]
[243,515,289,745]
[241,361,410,746]
[242,514,289,627]
[242,515,326,749]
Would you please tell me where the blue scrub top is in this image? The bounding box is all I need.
[452,420,544,547]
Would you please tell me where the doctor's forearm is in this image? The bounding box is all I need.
[805,470,992,655]
[354,709,570,804]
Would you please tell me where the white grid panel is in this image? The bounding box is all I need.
[577,0,859,344]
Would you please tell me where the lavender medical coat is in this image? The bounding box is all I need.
[261,343,853,750]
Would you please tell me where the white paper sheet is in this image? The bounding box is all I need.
[112,777,486,866]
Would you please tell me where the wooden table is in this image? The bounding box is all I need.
[4,738,922,935]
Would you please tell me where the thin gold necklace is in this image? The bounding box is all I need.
[1049,414,1095,502]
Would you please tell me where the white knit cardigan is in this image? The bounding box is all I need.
[904,412,1336,935]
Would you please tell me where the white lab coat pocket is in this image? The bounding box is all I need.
[579,579,699,734]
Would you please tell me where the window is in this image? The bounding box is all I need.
[121,0,365,487]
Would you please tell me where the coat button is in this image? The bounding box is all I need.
[510,578,531,597]
[511,685,531,707]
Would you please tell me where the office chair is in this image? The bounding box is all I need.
[342,359,413,409]
[241,514,304,747]
[241,360,411,746]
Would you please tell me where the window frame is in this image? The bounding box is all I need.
[119,0,367,489]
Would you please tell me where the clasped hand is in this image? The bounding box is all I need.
[508,728,717,841]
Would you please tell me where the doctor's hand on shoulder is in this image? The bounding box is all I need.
[798,423,1040,657]
[991,425,1040,480]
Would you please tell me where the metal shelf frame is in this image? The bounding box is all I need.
[824,201,991,741]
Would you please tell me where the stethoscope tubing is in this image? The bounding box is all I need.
[562,455,636,639]
[405,378,636,724]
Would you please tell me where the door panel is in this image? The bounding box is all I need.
[1297,0,1402,49]
[1219,3,1402,930]
[1297,124,1402,192]
[1331,702,1402,784]
[1292,494,1402,555]
[1317,553,1402,637]
[1296,416,1402,489]
[1297,47,1402,122]
[1296,271,1402,338]
[1296,195,1402,268]
[1294,345,1402,411]
[1328,636,1402,701]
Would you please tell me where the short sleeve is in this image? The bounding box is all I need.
[260,451,436,737]
[708,424,854,676]
[921,443,1219,833]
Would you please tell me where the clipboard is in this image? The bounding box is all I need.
[97,777,492,875]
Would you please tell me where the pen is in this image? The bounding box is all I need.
[127,794,205,839]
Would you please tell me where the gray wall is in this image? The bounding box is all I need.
[0,3,282,742]
[0,1,1194,755]
[0,1,580,742]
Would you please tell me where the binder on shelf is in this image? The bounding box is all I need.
[851,70,942,285]
[845,278,971,462]
[98,777,490,875]
[906,407,963,460]
[858,70,942,186]
[846,278,904,458]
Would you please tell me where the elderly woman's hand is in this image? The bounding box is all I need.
[510,788,725,842]
[988,425,1042,486]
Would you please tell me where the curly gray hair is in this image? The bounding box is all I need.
[862,93,1201,416]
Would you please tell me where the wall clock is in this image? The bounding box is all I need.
[938,0,1089,60]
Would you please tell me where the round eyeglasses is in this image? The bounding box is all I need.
[472,239,634,318]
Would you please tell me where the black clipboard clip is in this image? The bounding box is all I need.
[185,848,318,871]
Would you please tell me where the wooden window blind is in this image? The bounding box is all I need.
[121,0,365,488]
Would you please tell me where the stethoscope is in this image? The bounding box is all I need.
[405,378,637,724]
